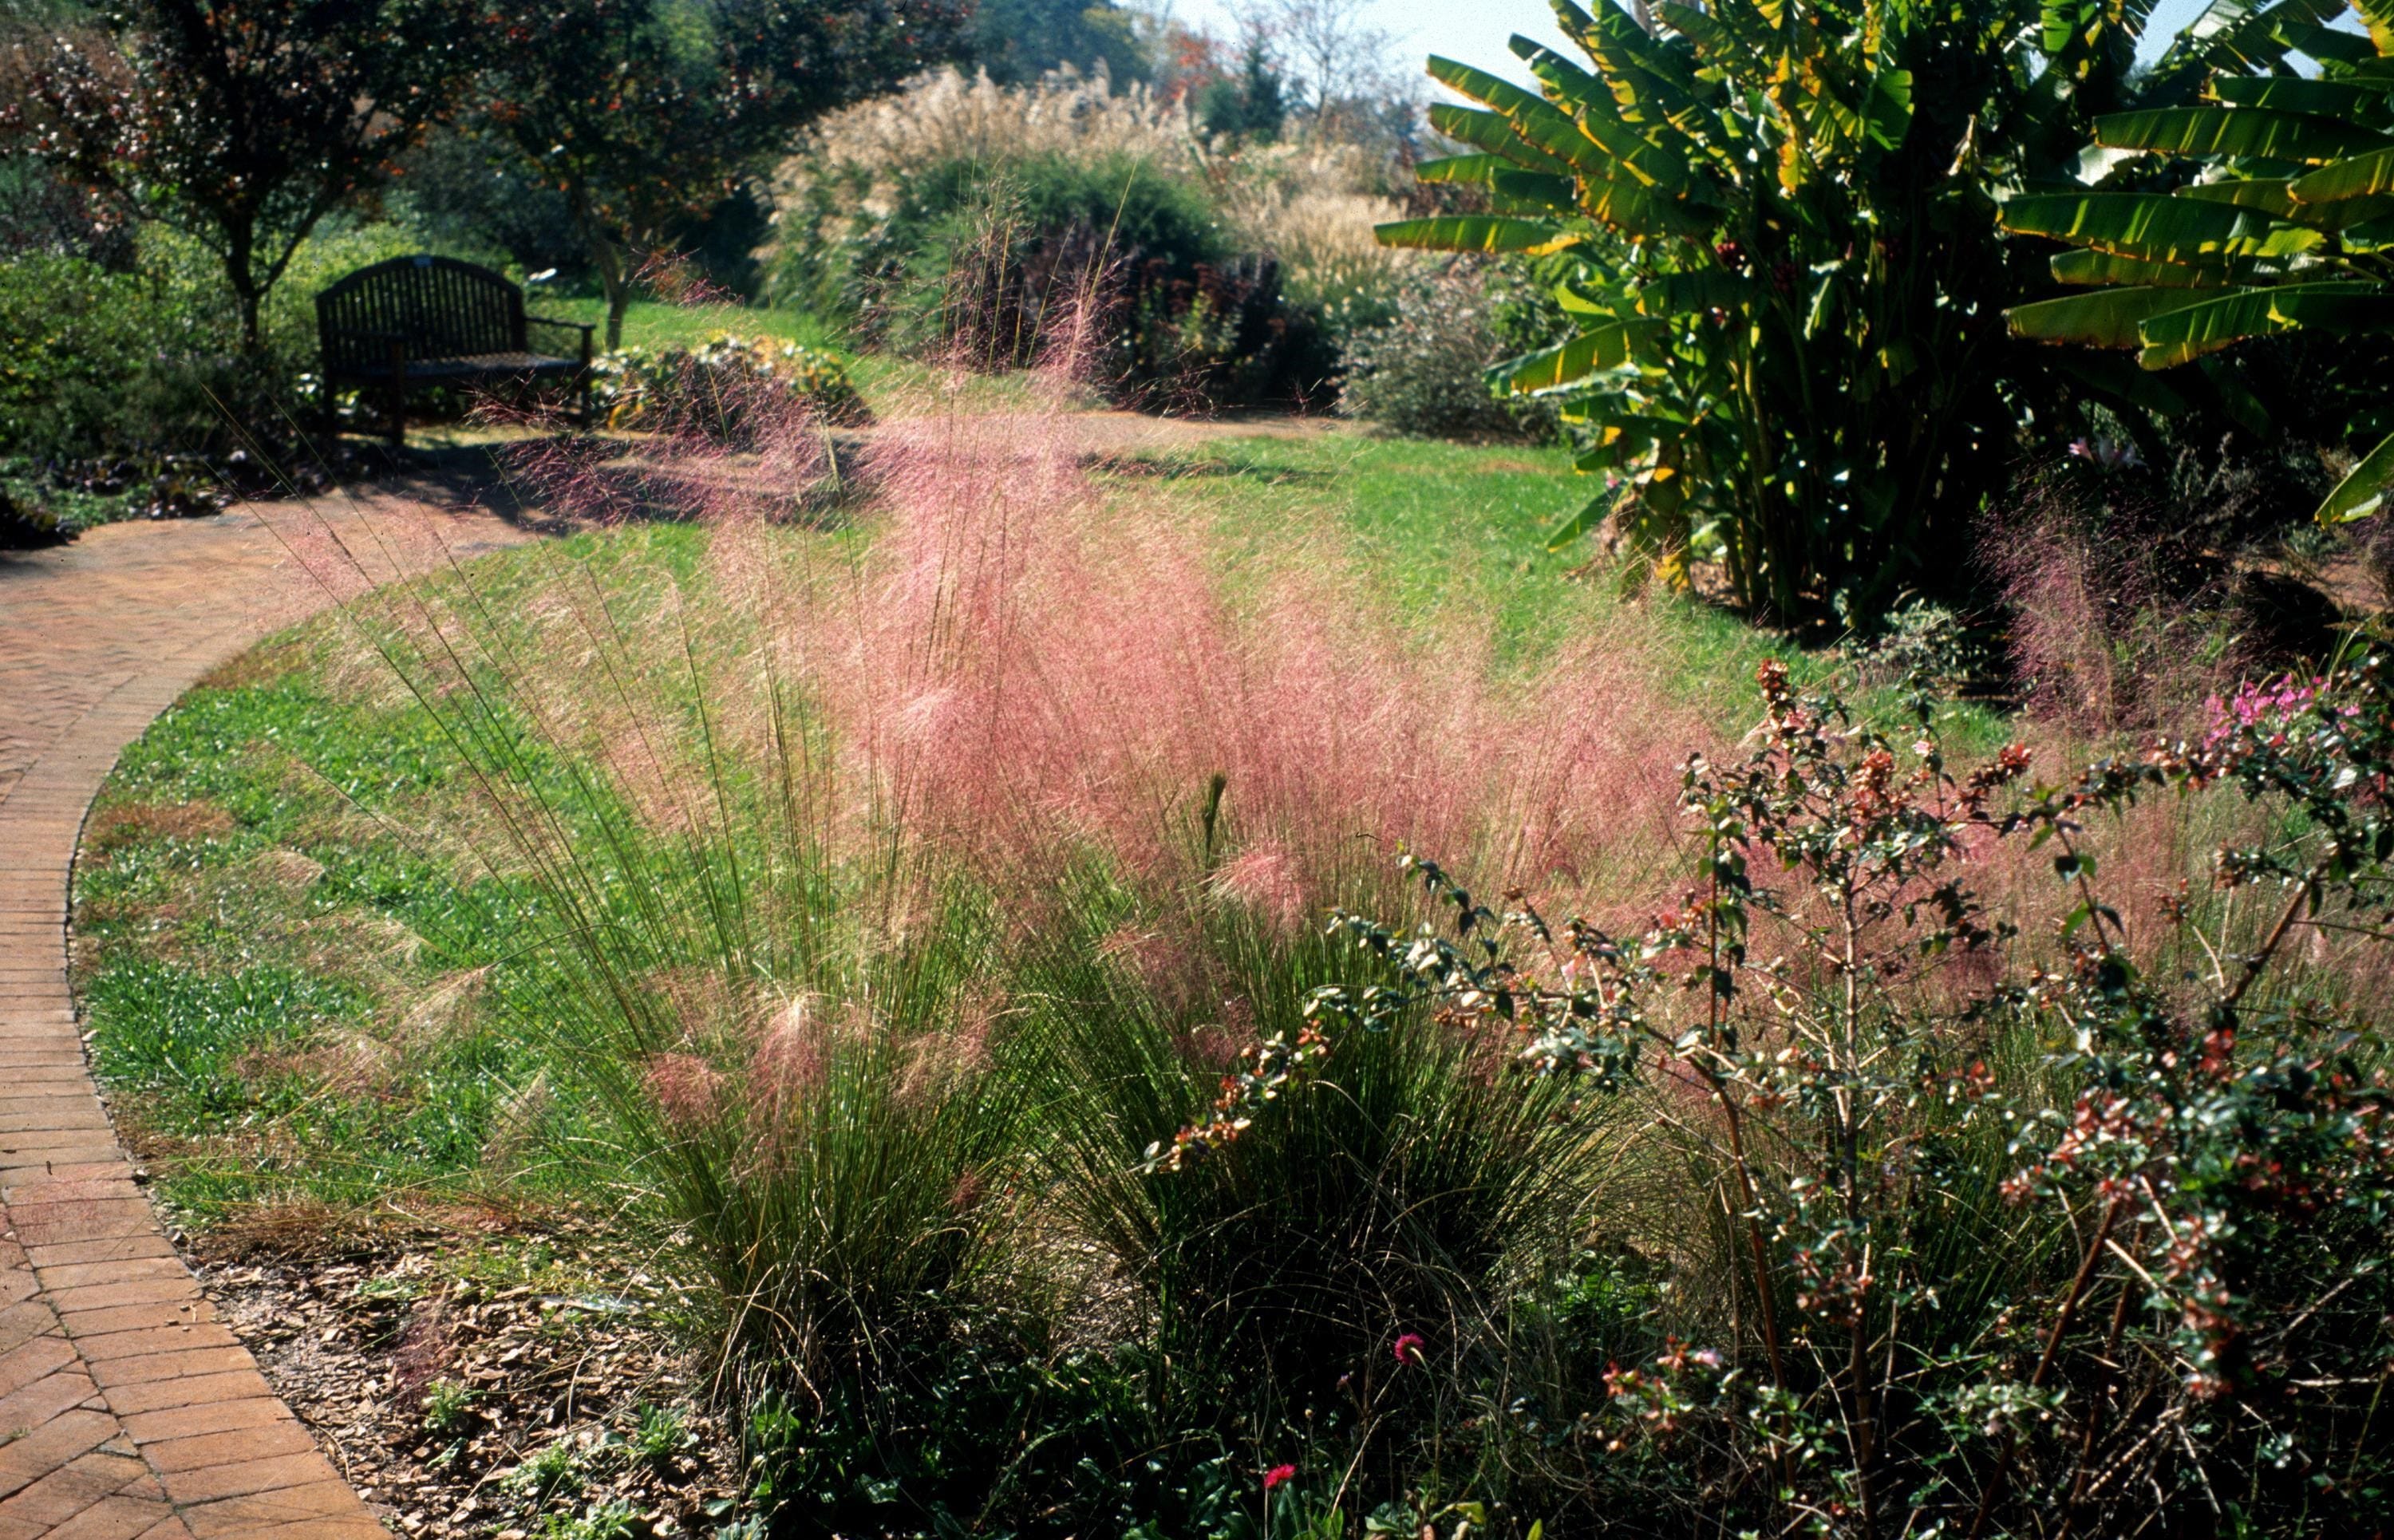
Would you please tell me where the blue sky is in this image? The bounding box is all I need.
[1162,0,2220,85]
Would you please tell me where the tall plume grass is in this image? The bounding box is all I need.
[307,337,1701,1514]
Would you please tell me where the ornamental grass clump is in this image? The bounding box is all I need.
[303,351,1705,1526]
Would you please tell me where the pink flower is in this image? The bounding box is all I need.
[1393,1332,1426,1366]
[1263,1463,1296,1491]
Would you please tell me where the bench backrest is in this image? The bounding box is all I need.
[317,255,528,372]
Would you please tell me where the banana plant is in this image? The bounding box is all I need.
[1380,0,2337,621]
[2001,0,2394,520]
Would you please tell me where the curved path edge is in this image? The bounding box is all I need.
[0,491,535,1538]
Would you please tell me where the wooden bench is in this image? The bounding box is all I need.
[317,255,595,446]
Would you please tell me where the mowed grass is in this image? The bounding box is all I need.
[72,525,709,1227]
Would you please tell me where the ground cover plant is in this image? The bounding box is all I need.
[69,335,2394,1536]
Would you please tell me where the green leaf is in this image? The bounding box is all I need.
[2174,178,2300,218]
[2209,76,2390,118]
[2009,286,2202,346]
[1635,270,1755,314]
[1998,191,2291,260]
[1375,217,1579,255]
[2281,18,2380,65]
[2048,248,2238,286]
[1544,496,1610,550]
[2195,355,2274,434]
[1426,104,1572,172]
[2092,106,2393,164]
[2318,428,2394,521]
[2264,283,2394,330]
[1867,70,1914,151]
[2291,146,2394,204]
[2123,279,2382,362]
[1412,153,1511,187]
[1487,168,1584,212]
[1491,319,1666,393]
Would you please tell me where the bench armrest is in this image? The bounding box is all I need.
[526,315,596,336]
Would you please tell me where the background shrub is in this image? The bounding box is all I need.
[1340,261,1567,443]
[592,334,867,444]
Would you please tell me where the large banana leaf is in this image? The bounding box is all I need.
[2209,76,2391,117]
[1375,217,1581,255]
[2123,280,2382,362]
[2008,286,2207,346]
[2049,248,2240,286]
[2320,428,2394,520]
[2290,145,2394,203]
[1427,104,1574,172]
[1490,318,1668,394]
[1999,191,2274,260]
[1634,270,1756,314]
[2174,178,2301,218]
[2092,105,2394,163]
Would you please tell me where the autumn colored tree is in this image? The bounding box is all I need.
[8,0,467,348]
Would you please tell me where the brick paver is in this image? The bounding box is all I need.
[0,488,535,1536]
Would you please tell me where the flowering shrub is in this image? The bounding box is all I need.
[591,334,867,445]
[1189,654,2394,1534]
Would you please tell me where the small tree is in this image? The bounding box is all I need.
[10,0,466,349]
[474,0,969,350]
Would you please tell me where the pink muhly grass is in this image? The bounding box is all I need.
[643,1052,725,1130]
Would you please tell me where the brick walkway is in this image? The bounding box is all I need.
[0,492,533,1538]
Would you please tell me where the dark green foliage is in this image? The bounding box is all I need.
[788,151,1329,408]
[2000,0,2394,523]
[10,0,471,347]
[0,484,71,548]
[1383,0,2334,622]
[1197,37,1286,142]
[469,0,969,346]
[968,0,1148,85]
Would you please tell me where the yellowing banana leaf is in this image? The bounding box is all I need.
[2008,286,2203,346]
[1491,318,1669,394]
[1375,217,1581,255]
[1998,192,2269,260]
[2048,248,2239,286]
[2092,105,2393,164]
[2319,428,2394,521]
[2291,145,2394,204]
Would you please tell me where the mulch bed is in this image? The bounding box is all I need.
[195,1246,747,1538]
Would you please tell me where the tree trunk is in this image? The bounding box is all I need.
[570,184,630,351]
